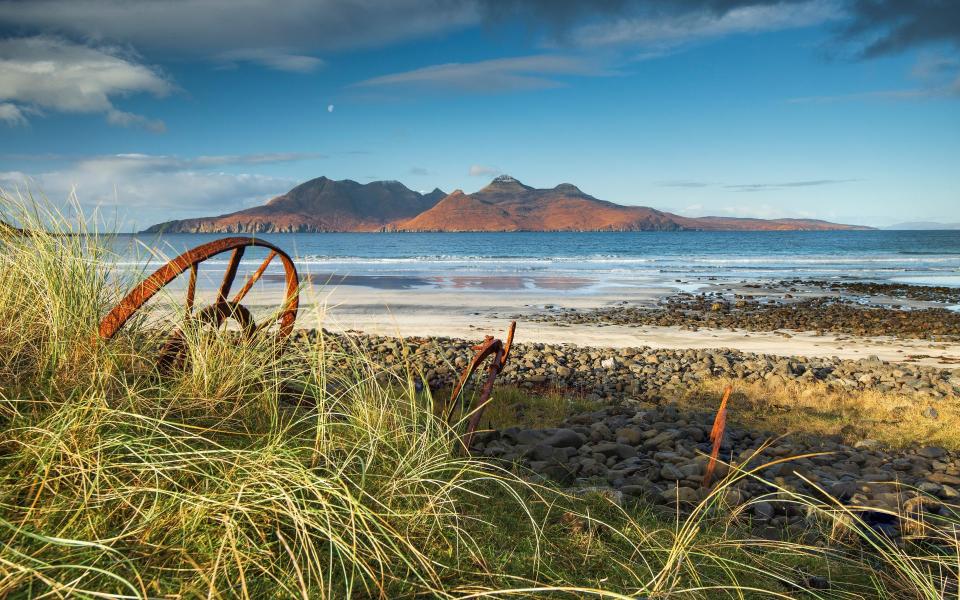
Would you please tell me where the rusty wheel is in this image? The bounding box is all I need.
[99,237,300,369]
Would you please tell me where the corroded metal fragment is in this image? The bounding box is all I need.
[703,385,733,488]
[446,321,517,449]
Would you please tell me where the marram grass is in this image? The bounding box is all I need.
[1,191,959,598]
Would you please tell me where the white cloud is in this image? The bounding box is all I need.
[911,54,960,81]
[216,48,325,73]
[789,53,960,103]
[677,202,817,220]
[571,0,840,48]
[725,179,858,192]
[354,54,610,91]
[105,108,167,132]
[0,102,26,125]
[71,152,323,173]
[349,3,839,93]
[656,180,712,188]
[0,0,479,67]
[469,164,500,177]
[787,79,960,103]
[0,152,314,230]
[0,36,172,128]
[660,178,856,191]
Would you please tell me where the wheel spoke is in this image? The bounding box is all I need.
[232,250,276,304]
[186,263,198,313]
[217,246,245,302]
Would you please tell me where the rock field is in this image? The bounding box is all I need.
[293,322,960,539]
[530,294,960,341]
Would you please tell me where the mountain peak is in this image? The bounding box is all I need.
[481,174,532,193]
[553,183,584,195]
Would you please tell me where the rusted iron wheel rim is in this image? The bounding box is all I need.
[99,237,299,369]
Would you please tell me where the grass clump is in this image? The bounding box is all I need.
[0,196,116,393]
[0,195,511,597]
[449,384,600,432]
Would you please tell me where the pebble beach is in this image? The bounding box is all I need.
[293,275,960,542]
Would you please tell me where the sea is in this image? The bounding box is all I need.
[110,230,960,301]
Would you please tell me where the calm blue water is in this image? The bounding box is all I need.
[112,230,960,293]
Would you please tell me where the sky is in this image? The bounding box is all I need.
[0,0,958,231]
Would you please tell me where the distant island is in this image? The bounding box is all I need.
[884,221,960,230]
[142,175,872,233]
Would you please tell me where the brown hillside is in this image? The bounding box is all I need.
[142,177,445,233]
[399,176,684,232]
[141,174,870,233]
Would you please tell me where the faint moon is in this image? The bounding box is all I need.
[327,104,335,113]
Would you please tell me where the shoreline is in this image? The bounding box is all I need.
[121,241,960,369]
[316,316,960,369]
[268,278,960,369]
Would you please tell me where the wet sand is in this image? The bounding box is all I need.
[231,279,960,369]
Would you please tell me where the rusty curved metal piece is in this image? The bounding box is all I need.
[99,236,299,369]
[445,321,517,449]
[703,385,733,488]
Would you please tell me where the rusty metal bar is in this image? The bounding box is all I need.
[446,337,498,423]
[186,263,198,314]
[232,250,277,304]
[217,246,245,303]
[502,320,516,363]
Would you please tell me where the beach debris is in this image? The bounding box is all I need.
[445,321,517,449]
[99,236,300,369]
[703,385,733,488]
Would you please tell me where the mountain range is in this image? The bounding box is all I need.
[142,175,871,233]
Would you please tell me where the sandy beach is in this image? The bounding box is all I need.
[230,276,960,369]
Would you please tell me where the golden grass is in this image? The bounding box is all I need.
[459,385,601,432]
[675,376,959,451]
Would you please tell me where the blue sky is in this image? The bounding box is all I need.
[0,0,958,230]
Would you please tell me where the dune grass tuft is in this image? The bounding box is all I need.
[0,193,526,597]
